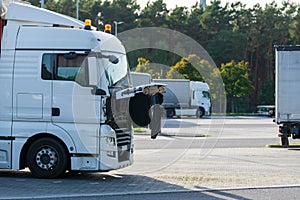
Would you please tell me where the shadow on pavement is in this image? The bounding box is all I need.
[0,170,247,200]
[288,148,300,151]
[194,186,251,200]
[162,118,202,129]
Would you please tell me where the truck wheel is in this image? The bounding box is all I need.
[27,138,68,178]
[166,109,175,118]
[196,108,204,118]
[281,135,289,148]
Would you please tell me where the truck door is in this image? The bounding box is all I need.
[50,52,100,154]
[0,50,14,169]
[201,90,211,108]
[0,51,13,137]
[116,84,166,127]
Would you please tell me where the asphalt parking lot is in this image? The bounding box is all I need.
[0,117,299,199]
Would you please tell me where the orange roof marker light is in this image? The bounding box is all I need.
[104,24,111,34]
[84,19,92,30]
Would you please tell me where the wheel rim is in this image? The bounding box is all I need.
[197,109,203,117]
[36,147,58,170]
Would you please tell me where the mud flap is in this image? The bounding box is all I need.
[123,84,166,129]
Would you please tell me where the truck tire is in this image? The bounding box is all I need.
[166,109,175,118]
[281,135,289,148]
[27,138,68,178]
[196,108,205,118]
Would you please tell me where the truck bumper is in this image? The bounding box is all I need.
[70,149,133,171]
[71,124,134,171]
[278,124,300,139]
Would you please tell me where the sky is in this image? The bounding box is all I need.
[136,0,299,9]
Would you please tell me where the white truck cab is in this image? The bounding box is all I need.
[0,2,163,178]
[153,79,211,118]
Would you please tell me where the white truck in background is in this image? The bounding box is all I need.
[130,73,211,118]
[153,79,211,118]
[130,72,152,87]
[0,1,163,178]
[275,45,300,147]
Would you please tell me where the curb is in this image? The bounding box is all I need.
[266,144,300,148]
[134,129,207,138]
[160,132,207,137]
[134,131,207,138]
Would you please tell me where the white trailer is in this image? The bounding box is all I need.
[130,72,152,87]
[0,2,163,178]
[275,45,300,147]
[153,79,211,118]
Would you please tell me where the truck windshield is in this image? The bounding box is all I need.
[98,53,131,88]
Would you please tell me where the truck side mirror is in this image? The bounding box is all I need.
[91,88,107,96]
[108,55,119,64]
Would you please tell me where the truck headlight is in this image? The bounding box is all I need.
[105,136,115,146]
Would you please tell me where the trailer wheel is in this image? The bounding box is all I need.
[281,135,289,148]
[27,138,68,178]
[166,109,175,118]
[196,108,204,118]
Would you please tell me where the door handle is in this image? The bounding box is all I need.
[52,107,60,116]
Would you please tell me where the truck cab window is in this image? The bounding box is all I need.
[41,53,88,86]
[202,91,210,98]
[57,54,87,85]
[41,54,53,80]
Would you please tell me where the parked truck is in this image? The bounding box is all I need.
[275,45,300,147]
[130,72,152,87]
[153,79,211,118]
[0,1,164,178]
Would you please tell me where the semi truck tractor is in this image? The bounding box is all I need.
[153,79,211,118]
[0,1,164,178]
[275,45,300,147]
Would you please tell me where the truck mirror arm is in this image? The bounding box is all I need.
[108,55,119,64]
[90,52,119,64]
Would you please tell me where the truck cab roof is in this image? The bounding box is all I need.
[1,2,125,54]
[4,2,84,28]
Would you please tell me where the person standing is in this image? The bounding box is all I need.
[150,91,164,139]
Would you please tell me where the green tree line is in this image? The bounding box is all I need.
[26,0,300,112]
